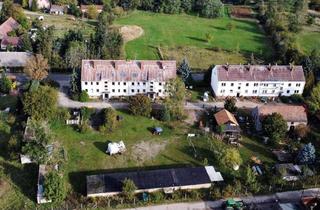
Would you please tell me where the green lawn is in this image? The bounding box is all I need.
[115,11,271,68]
[297,31,320,54]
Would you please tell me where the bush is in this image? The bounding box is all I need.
[99,108,118,133]
[129,94,152,117]
[56,108,71,122]
[0,73,12,94]
[151,190,165,203]
[79,91,89,102]
[44,172,66,203]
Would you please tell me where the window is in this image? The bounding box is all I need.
[159,89,162,93]
[97,89,99,92]
[296,83,301,87]
[85,82,88,85]
[123,82,126,85]
[272,90,275,93]
[118,82,120,85]
[137,82,140,85]
[273,84,276,87]
[118,89,120,92]
[254,83,258,86]
[230,90,233,93]
[246,83,249,86]
[85,89,88,92]
[245,90,248,93]
[287,90,290,94]
[288,83,291,87]
[238,83,241,85]
[91,82,93,85]
[143,82,146,85]
[131,89,135,93]
[96,82,99,85]
[262,90,267,94]
[253,90,257,94]
[150,82,154,84]
[124,89,126,93]
[104,81,108,84]
[112,82,115,85]
[132,82,135,85]
[264,84,268,87]
[280,87,283,90]
[238,87,241,90]
[221,83,226,86]
[294,90,299,93]
[221,89,225,93]
[159,82,162,86]
[150,89,153,92]
[143,89,146,93]
[112,89,115,92]
[137,89,140,93]
[231,83,234,86]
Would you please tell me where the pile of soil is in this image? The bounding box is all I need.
[119,25,144,42]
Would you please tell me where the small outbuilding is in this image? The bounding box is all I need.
[49,5,65,15]
[66,109,81,125]
[214,109,241,136]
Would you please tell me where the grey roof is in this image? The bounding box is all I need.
[0,52,33,67]
[50,5,64,12]
[215,65,305,82]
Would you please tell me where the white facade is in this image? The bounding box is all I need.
[29,0,50,9]
[211,65,305,97]
[81,80,166,99]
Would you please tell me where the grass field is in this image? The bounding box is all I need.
[297,26,320,54]
[114,11,271,69]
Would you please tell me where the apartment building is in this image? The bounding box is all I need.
[211,64,305,97]
[81,60,176,99]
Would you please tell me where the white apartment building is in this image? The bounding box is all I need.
[81,60,176,99]
[211,64,305,97]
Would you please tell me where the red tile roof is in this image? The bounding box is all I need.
[214,109,239,126]
[81,60,177,82]
[215,65,305,82]
[258,105,307,122]
[1,36,21,47]
[0,17,20,38]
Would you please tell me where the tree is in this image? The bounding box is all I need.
[178,58,192,85]
[44,172,66,203]
[79,91,89,102]
[262,113,287,144]
[221,148,242,170]
[122,178,137,201]
[180,0,193,12]
[129,94,152,117]
[24,54,49,81]
[100,108,118,132]
[31,0,38,11]
[196,0,224,18]
[22,86,58,120]
[296,143,316,164]
[70,69,80,98]
[162,0,181,14]
[0,72,12,94]
[87,5,99,19]
[65,41,87,70]
[69,3,81,17]
[294,124,310,139]
[20,33,32,52]
[244,165,260,193]
[35,26,54,62]
[224,97,237,112]
[163,78,186,121]
[307,83,320,114]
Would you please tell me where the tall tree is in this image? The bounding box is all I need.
[296,143,316,164]
[0,72,12,94]
[221,148,242,170]
[129,94,152,117]
[307,83,320,114]
[44,172,66,203]
[65,41,87,70]
[224,97,237,113]
[196,0,224,18]
[262,113,287,144]
[178,58,192,85]
[100,108,118,133]
[24,54,49,81]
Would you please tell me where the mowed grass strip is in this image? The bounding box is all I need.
[115,10,271,61]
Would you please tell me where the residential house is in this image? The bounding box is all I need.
[0,17,20,39]
[29,0,51,10]
[0,52,33,69]
[1,36,21,50]
[252,105,308,131]
[81,60,176,99]
[80,4,103,16]
[214,109,240,136]
[86,166,223,197]
[49,5,65,15]
[211,64,305,97]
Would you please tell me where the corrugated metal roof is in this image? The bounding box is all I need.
[0,52,33,67]
[215,65,305,82]
[81,60,176,82]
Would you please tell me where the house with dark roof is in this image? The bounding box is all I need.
[81,60,177,99]
[86,166,223,197]
[214,109,240,135]
[211,64,305,98]
[252,105,308,131]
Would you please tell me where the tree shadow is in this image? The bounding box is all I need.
[186,36,207,43]
[1,162,38,202]
[211,26,226,31]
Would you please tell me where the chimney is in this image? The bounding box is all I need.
[290,63,294,71]
[268,63,272,71]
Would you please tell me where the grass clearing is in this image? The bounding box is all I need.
[114,10,271,68]
[297,25,320,54]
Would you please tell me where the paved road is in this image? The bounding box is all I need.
[10,73,263,110]
[127,188,320,210]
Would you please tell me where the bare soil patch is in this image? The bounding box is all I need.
[0,179,10,198]
[119,25,144,42]
[131,140,167,164]
[231,6,253,19]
